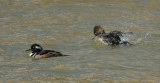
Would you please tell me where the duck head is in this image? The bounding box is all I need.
[93,25,106,39]
[26,44,43,53]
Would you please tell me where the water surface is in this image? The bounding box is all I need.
[0,0,160,82]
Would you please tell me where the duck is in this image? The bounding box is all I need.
[26,44,69,58]
[93,25,133,46]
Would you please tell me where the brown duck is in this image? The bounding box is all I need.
[93,26,133,46]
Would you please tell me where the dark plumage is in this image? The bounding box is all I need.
[93,26,133,46]
[26,44,69,58]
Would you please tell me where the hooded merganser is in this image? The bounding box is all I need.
[26,44,69,58]
[93,26,133,46]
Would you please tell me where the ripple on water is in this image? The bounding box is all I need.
[0,0,160,82]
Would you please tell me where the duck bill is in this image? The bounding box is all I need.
[26,49,31,51]
[92,35,96,40]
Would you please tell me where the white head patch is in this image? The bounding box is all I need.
[35,46,41,49]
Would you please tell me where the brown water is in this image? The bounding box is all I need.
[0,0,160,82]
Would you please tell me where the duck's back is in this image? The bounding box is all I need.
[39,50,63,57]
[101,31,123,45]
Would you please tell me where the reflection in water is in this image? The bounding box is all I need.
[0,0,160,82]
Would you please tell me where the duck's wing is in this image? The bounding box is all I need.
[110,31,123,37]
[37,50,68,58]
[111,30,133,36]
[102,32,121,45]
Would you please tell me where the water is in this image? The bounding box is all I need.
[0,0,160,82]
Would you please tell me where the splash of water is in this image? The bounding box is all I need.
[121,33,151,45]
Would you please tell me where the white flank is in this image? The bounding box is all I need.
[98,38,108,45]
